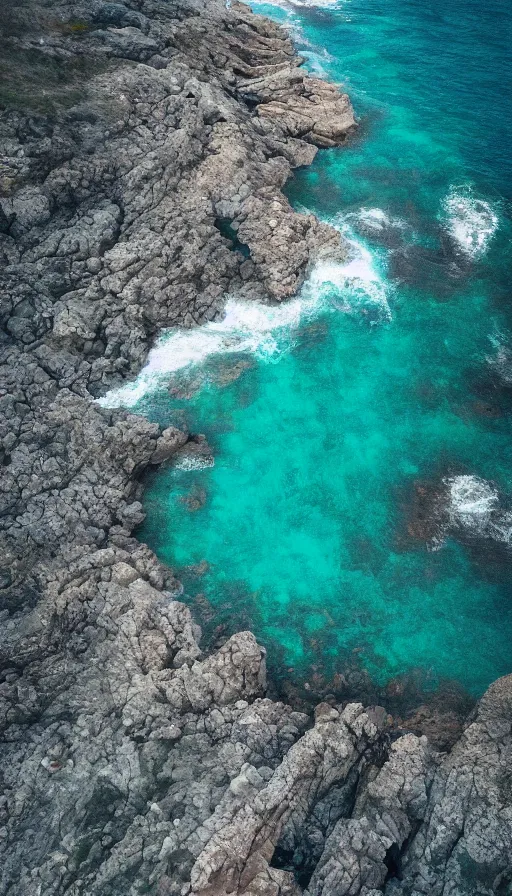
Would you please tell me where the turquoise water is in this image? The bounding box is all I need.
[133,0,512,697]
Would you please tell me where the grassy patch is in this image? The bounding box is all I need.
[0,2,104,114]
[0,47,109,114]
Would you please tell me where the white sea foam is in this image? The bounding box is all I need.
[257,0,341,8]
[293,34,335,78]
[96,296,314,408]
[292,0,340,6]
[353,207,406,233]
[97,231,390,409]
[318,215,392,320]
[447,475,498,523]
[301,50,329,78]
[441,187,499,259]
[309,246,391,320]
[444,475,511,545]
[173,454,215,472]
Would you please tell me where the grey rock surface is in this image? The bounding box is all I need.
[0,2,510,896]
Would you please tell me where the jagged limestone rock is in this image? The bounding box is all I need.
[0,2,510,896]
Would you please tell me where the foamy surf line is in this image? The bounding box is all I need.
[324,211,392,320]
[252,0,341,9]
[352,207,408,233]
[96,293,320,409]
[97,240,391,409]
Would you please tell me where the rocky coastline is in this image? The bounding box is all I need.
[0,1,511,894]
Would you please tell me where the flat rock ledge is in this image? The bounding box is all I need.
[0,2,511,896]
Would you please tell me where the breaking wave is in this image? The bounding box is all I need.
[309,246,391,321]
[320,213,392,320]
[440,186,499,259]
[96,296,316,408]
[97,230,390,409]
[300,49,329,79]
[173,454,215,472]
[253,0,342,8]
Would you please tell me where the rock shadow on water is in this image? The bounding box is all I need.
[184,579,268,653]
[465,358,512,419]
[179,485,207,512]
[167,353,256,400]
[395,475,449,548]
[346,207,412,251]
[428,350,512,431]
[170,434,214,471]
[294,318,330,352]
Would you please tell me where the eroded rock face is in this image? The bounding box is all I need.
[305,733,435,896]
[190,703,385,895]
[390,675,512,896]
[0,2,510,896]
[1,0,353,396]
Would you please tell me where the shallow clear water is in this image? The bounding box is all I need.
[126,0,512,697]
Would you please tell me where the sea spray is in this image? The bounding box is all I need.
[253,0,341,10]
[353,208,406,233]
[319,212,392,320]
[97,293,321,409]
[309,249,391,321]
[250,1,337,82]
[174,454,215,472]
[447,475,498,524]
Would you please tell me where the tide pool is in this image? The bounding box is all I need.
[123,0,511,697]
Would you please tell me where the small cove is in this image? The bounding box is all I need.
[108,0,512,699]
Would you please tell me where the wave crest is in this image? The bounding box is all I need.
[253,0,342,8]
[173,453,215,472]
[352,207,407,234]
[96,292,320,409]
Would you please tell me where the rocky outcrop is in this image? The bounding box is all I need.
[1,0,353,395]
[305,732,434,896]
[0,2,511,896]
[190,702,386,895]
[390,675,512,896]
